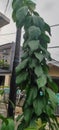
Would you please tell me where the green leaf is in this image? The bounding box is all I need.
[25,0,36,12]
[12,0,17,6]
[23,39,29,49]
[46,105,54,116]
[12,0,23,11]
[7,119,15,130]
[35,66,43,77]
[24,15,33,30]
[38,43,51,60]
[29,118,36,128]
[34,52,44,62]
[36,74,47,88]
[12,10,17,22]
[28,40,39,51]
[41,42,47,50]
[32,15,45,31]
[46,88,58,108]
[25,127,36,130]
[29,58,37,69]
[24,108,33,123]
[44,22,51,35]
[33,97,44,116]
[33,11,39,16]
[16,114,23,122]
[0,90,4,95]
[21,52,28,60]
[27,87,37,105]
[0,122,6,130]
[28,26,41,40]
[38,43,47,52]
[16,59,28,74]
[42,65,49,74]
[0,119,14,130]
[0,115,8,124]
[12,0,24,22]
[16,72,28,85]
[16,6,28,27]
[45,51,51,60]
[36,118,46,130]
[48,77,58,93]
[40,33,50,43]
[17,119,26,130]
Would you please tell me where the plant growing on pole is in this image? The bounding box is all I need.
[12,0,59,129]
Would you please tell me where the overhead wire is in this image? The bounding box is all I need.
[48,46,59,49]
[50,24,59,28]
[0,24,59,49]
[0,24,59,36]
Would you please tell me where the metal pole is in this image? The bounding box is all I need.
[7,27,21,118]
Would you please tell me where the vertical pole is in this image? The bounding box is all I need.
[8,27,21,118]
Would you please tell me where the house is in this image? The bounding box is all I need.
[48,59,59,87]
[48,59,59,116]
[0,12,10,27]
[0,12,10,86]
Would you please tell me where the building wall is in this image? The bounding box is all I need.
[49,64,59,77]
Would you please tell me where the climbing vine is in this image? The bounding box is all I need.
[12,0,59,129]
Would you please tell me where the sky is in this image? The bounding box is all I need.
[0,0,59,61]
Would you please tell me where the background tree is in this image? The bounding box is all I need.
[12,0,59,129]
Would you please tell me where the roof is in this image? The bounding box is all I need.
[47,59,59,67]
[0,12,10,28]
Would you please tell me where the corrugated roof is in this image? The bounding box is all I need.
[47,59,59,67]
[0,12,10,28]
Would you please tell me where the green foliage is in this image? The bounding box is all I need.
[46,88,58,108]
[36,74,47,88]
[16,6,28,27]
[28,26,41,40]
[0,60,9,70]
[12,0,59,130]
[34,52,44,62]
[12,0,36,27]
[24,108,33,123]
[0,115,15,130]
[44,22,51,35]
[47,77,58,93]
[32,15,45,29]
[35,65,43,77]
[0,90,4,95]
[25,118,46,130]
[27,87,37,105]
[16,71,28,85]
[33,97,45,116]
[25,0,36,12]
[16,59,28,74]
[28,40,39,51]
